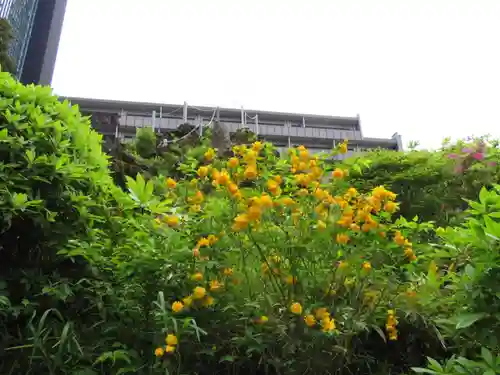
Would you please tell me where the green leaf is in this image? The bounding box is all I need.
[484,216,500,238]
[219,355,236,363]
[455,312,488,329]
[411,367,438,374]
[426,357,444,372]
[479,186,489,204]
[0,128,8,140]
[468,201,485,213]
[11,192,28,209]
[481,347,494,368]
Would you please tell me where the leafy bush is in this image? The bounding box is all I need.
[2,73,500,375]
[411,185,500,374]
[344,138,500,226]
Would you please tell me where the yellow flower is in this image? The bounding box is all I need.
[339,140,348,154]
[280,197,296,207]
[154,347,164,357]
[332,168,344,179]
[165,215,179,227]
[204,148,216,161]
[252,141,263,151]
[386,310,398,340]
[338,260,349,269]
[190,190,204,204]
[384,201,398,213]
[346,187,358,197]
[244,165,258,180]
[362,261,372,271]
[315,307,329,320]
[227,157,239,168]
[404,247,415,259]
[209,280,223,291]
[232,213,250,231]
[193,286,206,299]
[267,179,279,192]
[321,317,336,332]
[298,161,307,171]
[183,295,193,307]
[286,275,297,285]
[203,295,215,306]
[207,234,218,245]
[197,166,209,178]
[406,289,417,298]
[197,237,210,247]
[244,149,258,162]
[290,302,303,315]
[247,205,262,221]
[258,315,269,324]
[259,194,273,208]
[216,171,230,186]
[165,345,176,353]
[336,233,350,244]
[228,182,239,195]
[299,149,309,160]
[223,268,234,276]
[191,272,203,281]
[171,301,184,313]
[317,220,327,230]
[166,334,178,346]
[304,314,316,327]
[166,177,177,189]
[190,204,201,213]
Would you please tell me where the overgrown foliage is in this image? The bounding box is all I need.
[1,73,499,375]
[0,19,16,75]
[344,138,500,226]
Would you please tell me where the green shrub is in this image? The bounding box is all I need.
[343,138,500,226]
[2,72,500,375]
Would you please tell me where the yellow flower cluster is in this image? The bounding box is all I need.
[192,234,219,258]
[394,230,417,262]
[386,309,398,341]
[158,141,416,349]
[169,285,216,316]
[232,193,274,231]
[155,333,178,357]
[155,214,180,228]
[291,303,336,333]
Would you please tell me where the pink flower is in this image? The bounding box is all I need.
[471,152,485,160]
[487,161,497,167]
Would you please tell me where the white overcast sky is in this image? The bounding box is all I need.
[52,0,500,149]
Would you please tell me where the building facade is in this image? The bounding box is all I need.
[63,97,403,160]
[0,0,66,85]
[0,0,38,78]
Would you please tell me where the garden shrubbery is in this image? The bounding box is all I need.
[1,73,499,374]
[343,138,500,226]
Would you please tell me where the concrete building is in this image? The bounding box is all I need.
[0,0,67,85]
[64,97,403,160]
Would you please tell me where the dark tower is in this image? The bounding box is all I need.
[20,0,67,85]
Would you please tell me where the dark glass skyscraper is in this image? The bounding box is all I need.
[0,0,66,85]
[0,0,38,78]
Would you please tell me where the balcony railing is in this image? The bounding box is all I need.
[118,115,362,142]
